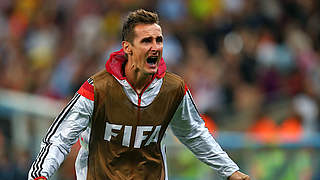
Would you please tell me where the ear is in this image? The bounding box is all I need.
[122,41,133,56]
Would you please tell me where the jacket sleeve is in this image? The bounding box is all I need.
[169,89,239,179]
[28,80,94,180]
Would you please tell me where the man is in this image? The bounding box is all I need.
[28,9,250,180]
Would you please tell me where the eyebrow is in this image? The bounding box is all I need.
[141,37,152,42]
[140,35,163,42]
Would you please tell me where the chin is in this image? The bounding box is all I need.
[144,65,158,75]
[145,69,158,75]
[147,71,157,75]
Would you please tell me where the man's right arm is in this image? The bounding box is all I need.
[28,79,94,180]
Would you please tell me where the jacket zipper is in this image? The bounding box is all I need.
[137,93,142,130]
[136,77,155,128]
[138,93,142,107]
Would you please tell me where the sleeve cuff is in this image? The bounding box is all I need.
[224,168,240,179]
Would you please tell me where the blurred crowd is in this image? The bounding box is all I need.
[0,0,320,179]
[1,0,319,133]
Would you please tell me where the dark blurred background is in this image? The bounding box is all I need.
[0,0,319,179]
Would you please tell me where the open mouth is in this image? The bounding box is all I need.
[146,56,158,65]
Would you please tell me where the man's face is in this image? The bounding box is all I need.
[128,23,163,75]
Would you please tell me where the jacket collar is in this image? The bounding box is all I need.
[105,49,166,80]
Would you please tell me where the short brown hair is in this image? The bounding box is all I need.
[122,9,159,43]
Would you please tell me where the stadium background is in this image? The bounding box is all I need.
[0,0,320,179]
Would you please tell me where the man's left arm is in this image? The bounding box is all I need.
[170,89,250,180]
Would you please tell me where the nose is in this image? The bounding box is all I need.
[150,40,162,53]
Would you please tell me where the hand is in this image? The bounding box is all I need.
[228,171,250,180]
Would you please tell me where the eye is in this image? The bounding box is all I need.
[156,37,163,43]
[141,37,152,43]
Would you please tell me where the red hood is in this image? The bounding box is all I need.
[105,49,166,80]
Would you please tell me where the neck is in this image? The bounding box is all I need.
[124,62,153,94]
